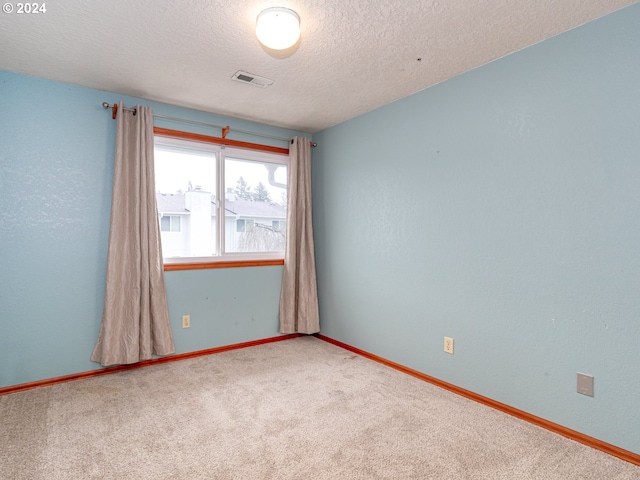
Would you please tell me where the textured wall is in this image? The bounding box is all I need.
[312,4,640,453]
[0,71,305,388]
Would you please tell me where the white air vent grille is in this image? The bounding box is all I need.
[231,71,274,88]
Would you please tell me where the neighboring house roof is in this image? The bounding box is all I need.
[225,198,285,218]
[156,193,285,219]
[156,193,190,214]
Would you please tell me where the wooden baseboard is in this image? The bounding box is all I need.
[0,333,302,396]
[315,334,640,467]
[4,332,637,466]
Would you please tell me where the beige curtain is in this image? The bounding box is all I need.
[280,137,320,334]
[91,103,175,366]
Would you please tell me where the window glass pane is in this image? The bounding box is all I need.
[155,144,217,258]
[271,220,286,231]
[170,216,181,232]
[155,136,288,262]
[225,157,287,253]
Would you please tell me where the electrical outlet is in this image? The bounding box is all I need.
[182,315,190,329]
[577,372,594,397]
[444,337,454,354]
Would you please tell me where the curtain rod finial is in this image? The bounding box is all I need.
[102,102,110,109]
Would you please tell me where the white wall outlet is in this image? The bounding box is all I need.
[182,315,190,329]
[444,336,454,354]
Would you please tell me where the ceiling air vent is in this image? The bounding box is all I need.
[231,71,274,88]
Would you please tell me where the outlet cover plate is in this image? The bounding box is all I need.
[577,372,594,397]
[182,315,190,329]
[444,337,454,354]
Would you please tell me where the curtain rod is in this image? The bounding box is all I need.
[101,102,317,147]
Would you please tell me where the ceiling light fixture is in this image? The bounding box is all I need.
[256,7,300,50]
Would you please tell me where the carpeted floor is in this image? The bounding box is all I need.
[1,336,639,479]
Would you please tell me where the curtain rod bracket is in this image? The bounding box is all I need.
[102,102,136,119]
[222,126,230,139]
[102,101,118,119]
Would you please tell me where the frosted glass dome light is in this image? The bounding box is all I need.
[256,7,300,50]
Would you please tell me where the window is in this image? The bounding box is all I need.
[154,134,288,264]
[160,215,181,232]
[272,220,286,231]
[236,219,255,233]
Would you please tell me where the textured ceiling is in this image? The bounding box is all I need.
[0,1,636,133]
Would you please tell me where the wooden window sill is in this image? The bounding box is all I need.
[164,259,284,271]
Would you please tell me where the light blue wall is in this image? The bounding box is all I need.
[312,5,640,453]
[0,71,307,388]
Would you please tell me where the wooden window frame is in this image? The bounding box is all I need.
[155,127,288,271]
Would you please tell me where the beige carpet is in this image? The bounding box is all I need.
[1,336,638,479]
